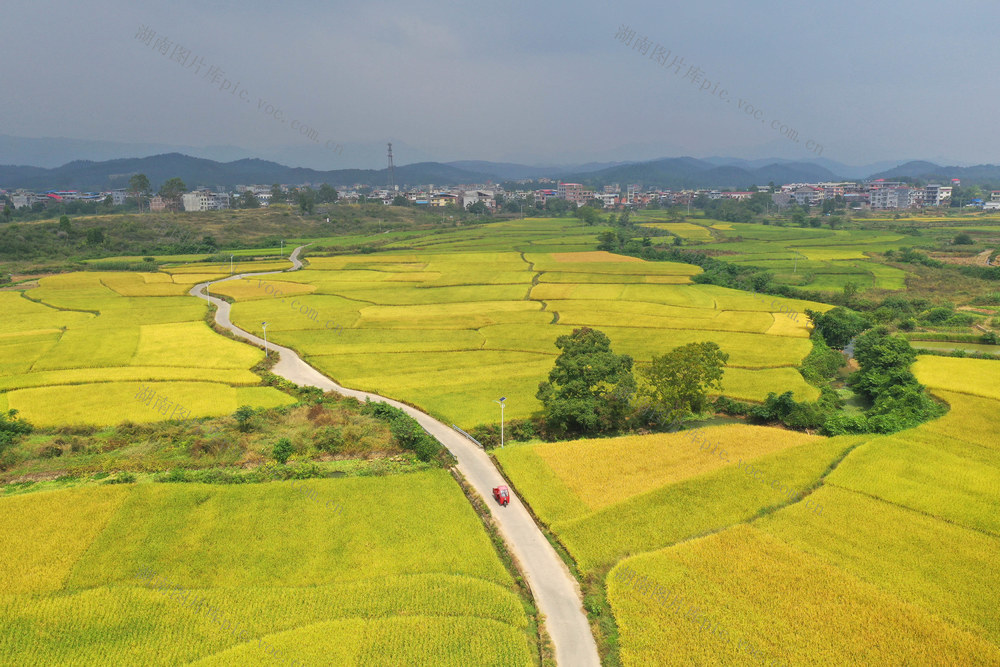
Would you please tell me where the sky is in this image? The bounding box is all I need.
[1,0,998,169]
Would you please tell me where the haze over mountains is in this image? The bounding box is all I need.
[1,134,998,190]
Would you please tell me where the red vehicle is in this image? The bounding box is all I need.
[493,485,510,506]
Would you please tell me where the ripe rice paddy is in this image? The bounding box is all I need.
[225,220,831,427]
[494,353,1000,663]
[0,470,534,665]
[0,273,292,425]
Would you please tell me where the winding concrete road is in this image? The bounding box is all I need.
[189,247,601,667]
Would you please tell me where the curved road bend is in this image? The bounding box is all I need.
[189,246,601,667]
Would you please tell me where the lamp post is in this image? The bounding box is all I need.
[494,397,506,448]
[261,321,269,356]
[230,254,234,275]
[280,240,284,257]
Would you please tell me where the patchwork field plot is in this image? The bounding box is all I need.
[609,526,1000,666]
[225,220,830,427]
[555,355,1000,664]
[659,218,929,292]
[912,355,1000,400]
[0,272,290,425]
[495,427,857,571]
[0,470,534,665]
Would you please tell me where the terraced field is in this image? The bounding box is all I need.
[225,219,831,427]
[497,355,1000,664]
[0,267,295,426]
[0,469,534,665]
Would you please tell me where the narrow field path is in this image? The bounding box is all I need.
[189,245,600,667]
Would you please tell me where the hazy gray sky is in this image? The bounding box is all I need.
[1,0,997,168]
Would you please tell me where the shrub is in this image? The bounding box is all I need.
[273,437,294,464]
[944,313,975,327]
[312,425,344,453]
[982,331,999,345]
[898,317,917,331]
[39,445,63,459]
[922,307,953,324]
[103,472,137,484]
[234,405,255,432]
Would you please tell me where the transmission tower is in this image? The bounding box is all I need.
[387,142,395,192]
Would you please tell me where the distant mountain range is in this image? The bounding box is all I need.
[2,150,999,192]
[868,161,1000,184]
[0,154,494,191]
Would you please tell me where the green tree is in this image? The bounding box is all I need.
[85,227,104,244]
[805,307,872,348]
[317,184,339,203]
[58,215,71,233]
[573,205,601,225]
[466,200,487,214]
[0,409,32,467]
[536,327,635,437]
[953,233,974,245]
[128,173,151,212]
[639,342,729,423]
[392,195,411,206]
[297,188,316,214]
[272,437,294,464]
[234,405,255,432]
[158,177,187,211]
[239,190,261,208]
[270,184,285,203]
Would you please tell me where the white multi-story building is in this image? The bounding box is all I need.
[182,190,230,212]
[791,185,824,207]
[870,186,913,209]
[923,184,952,207]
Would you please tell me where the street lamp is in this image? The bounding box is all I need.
[280,239,284,257]
[261,321,269,356]
[494,397,506,448]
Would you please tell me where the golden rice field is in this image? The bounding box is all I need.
[912,355,1000,401]
[494,426,858,572]
[224,219,832,427]
[533,355,1000,664]
[0,470,534,665]
[0,272,292,425]
[609,526,1000,666]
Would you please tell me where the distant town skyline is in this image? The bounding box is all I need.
[3,0,999,169]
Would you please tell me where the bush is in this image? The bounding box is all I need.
[272,437,294,464]
[312,425,344,453]
[361,398,442,461]
[981,331,999,345]
[234,405,255,432]
[922,307,953,324]
[944,313,975,327]
[954,233,974,245]
[103,472,137,484]
[898,317,917,331]
[39,445,63,458]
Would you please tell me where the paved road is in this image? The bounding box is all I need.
[189,247,601,667]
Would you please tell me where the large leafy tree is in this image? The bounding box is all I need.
[158,177,187,211]
[639,341,729,424]
[317,183,339,203]
[128,173,151,212]
[849,327,918,400]
[805,306,872,349]
[536,327,635,437]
